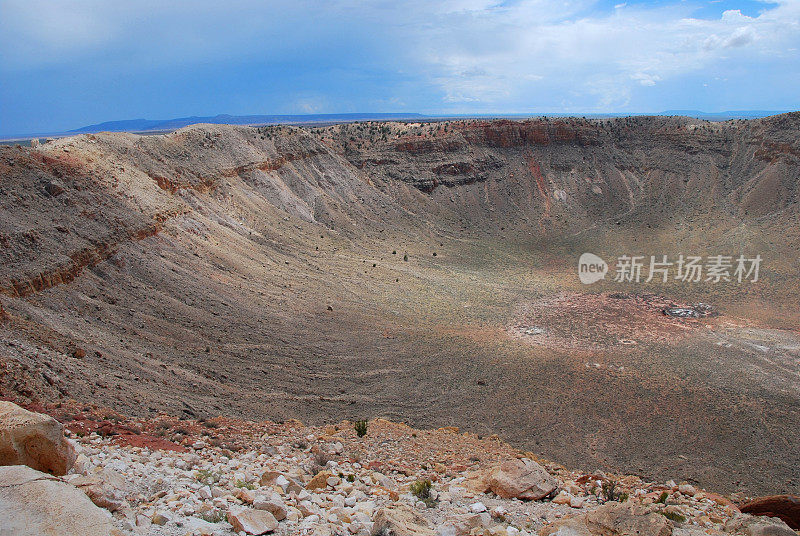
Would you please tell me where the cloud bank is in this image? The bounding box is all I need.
[0,0,798,134]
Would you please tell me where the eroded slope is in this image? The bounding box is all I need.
[1,116,799,496]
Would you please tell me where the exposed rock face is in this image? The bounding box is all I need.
[0,401,76,475]
[739,496,800,530]
[66,467,130,512]
[540,501,673,536]
[372,503,436,535]
[0,464,119,536]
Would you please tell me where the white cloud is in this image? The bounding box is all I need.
[408,0,800,109]
[1,0,798,112]
[631,73,662,87]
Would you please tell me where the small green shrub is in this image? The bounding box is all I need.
[661,511,686,523]
[195,469,221,484]
[354,420,368,437]
[657,491,669,504]
[410,479,436,507]
[198,510,227,523]
[601,480,624,503]
[234,479,256,490]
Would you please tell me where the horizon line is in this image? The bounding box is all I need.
[1,109,796,141]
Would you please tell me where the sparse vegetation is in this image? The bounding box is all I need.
[661,511,687,523]
[410,479,436,507]
[195,469,222,484]
[657,491,669,504]
[234,479,256,490]
[199,510,227,523]
[601,480,626,503]
[354,420,368,437]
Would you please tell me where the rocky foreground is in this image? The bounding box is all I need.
[0,400,797,536]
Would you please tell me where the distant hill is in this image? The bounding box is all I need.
[69,113,429,134]
[659,110,786,120]
[2,110,790,141]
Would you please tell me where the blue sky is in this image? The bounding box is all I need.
[1,0,799,136]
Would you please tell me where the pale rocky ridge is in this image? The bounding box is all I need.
[0,401,797,535]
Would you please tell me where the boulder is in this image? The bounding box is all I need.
[540,502,672,536]
[0,465,120,536]
[0,401,76,475]
[372,503,436,536]
[725,513,796,536]
[253,494,288,521]
[739,495,800,530]
[482,458,557,500]
[228,507,278,534]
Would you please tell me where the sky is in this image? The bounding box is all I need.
[1,0,799,136]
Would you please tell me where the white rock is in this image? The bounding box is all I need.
[227,507,278,535]
[436,525,457,536]
[470,502,487,513]
[253,496,287,521]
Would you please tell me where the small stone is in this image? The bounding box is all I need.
[152,511,172,525]
[307,471,334,490]
[491,506,507,519]
[470,502,487,513]
[569,496,585,508]
[552,490,572,505]
[237,488,256,504]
